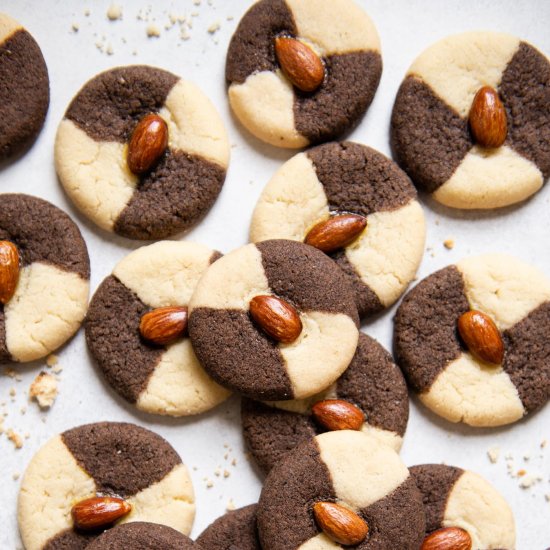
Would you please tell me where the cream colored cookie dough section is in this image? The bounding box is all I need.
[122,464,195,535]
[434,146,543,209]
[18,435,96,550]
[228,71,309,149]
[137,339,230,416]
[457,254,550,330]
[5,263,89,362]
[443,470,516,549]
[286,0,380,56]
[0,13,22,42]
[159,79,229,168]
[346,200,425,307]
[299,533,341,549]
[360,424,403,452]
[420,353,524,427]
[408,31,519,117]
[55,119,137,232]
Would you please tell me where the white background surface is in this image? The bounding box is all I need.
[0,1,549,548]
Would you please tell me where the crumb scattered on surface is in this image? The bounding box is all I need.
[84,8,90,16]
[71,22,79,32]
[223,469,230,478]
[519,474,542,489]
[541,440,548,449]
[7,429,23,449]
[227,15,234,21]
[208,21,221,34]
[517,469,527,477]
[487,446,500,464]
[46,355,58,368]
[107,4,123,21]
[226,499,236,511]
[29,372,58,409]
[206,479,214,488]
[146,24,161,37]
[443,238,455,250]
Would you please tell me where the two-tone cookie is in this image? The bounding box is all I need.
[0,13,49,162]
[242,333,409,473]
[0,194,89,364]
[86,241,230,417]
[188,239,359,401]
[392,31,550,209]
[394,254,550,427]
[410,464,515,550]
[55,65,229,239]
[226,0,382,148]
[18,422,195,550]
[250,142,426,318]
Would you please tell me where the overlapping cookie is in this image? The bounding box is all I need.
[18,422,195,550]
[250,142,426,318]
[0,194,89,364]
[226,0,382,148]
[395,254,550,427]
[55,65,229,239]
[86,241,230,416]
[392,31,550,209]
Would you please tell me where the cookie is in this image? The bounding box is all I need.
[86,241,230,416]
[188,239,359,401]
[18,422,195,550]
[242,333,409,473]
[0,194,89,364]
[226,0,382,148]
[196,504,261,550]
[410,464,515,549]
[0,13,49,162]
[55,65,229,240]
[391,31,550,209]
[394,254,550,427]
[257,430,425,549]
[250,142,426,318]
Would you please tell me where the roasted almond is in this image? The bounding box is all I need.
[140,306,188,345]
[421,527,472,550]
[469,86,507,148]
[0,240,20,305]
[127,113,168,174]
[71,496,132,531]
[311,399,364,431]
[305,214,367,253]
[249,295,302,344]
[274,36,325,92]
[313,502,369,546]
[457,310,504,365]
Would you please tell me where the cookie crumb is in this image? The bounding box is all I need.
[487,446,500,464]
[519,474,542,489]
[226,15,234,21]
[517,469,526,477]
[107,4,123,21]
[146,24,161,37]
[231,458,237,466]
[443,238,455,250]
[541,439,548,449]
[208,21,220,34]
[29,372,58,408]
[545,494,550,502]
[206,479,214,488]
[71,22,80,32]
[226,499,236,511]
[84,8,90,16]
[46,354,58,368]
[214,467,221,477]
[7,429,23,449]
[223,469,230,478]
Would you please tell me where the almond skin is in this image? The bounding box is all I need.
[421,527,472,550]
[140,306,188,345]
[457,310,504,365]
[313,502,369,546]
[0,240,20,305]
[469,86,507,148]
[305,214,367,253]
[274,36,325,92]
[127,113,169,174]
[71,496,132,531]
[311,399,364,431]
[249,295,302,344]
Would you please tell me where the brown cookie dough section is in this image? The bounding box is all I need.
[0,29,49,160]
[0,306,10,363]
[44,530,96,550]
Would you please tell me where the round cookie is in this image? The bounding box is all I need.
[250,142,426,318]
[257,430,426,549]
[394,253,550,427]
[55,65,229,240]
[242,333,409,474]
[410,464,515,550]
[18,422,195,550]
[86,241,230,417]
[391,31,550,209]
[226,0,382,148]
[196,504,261,550]
[0,13,49,162]
[0,194,89,364]
[188,239,359,401]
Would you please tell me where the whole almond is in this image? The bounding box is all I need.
[457,310,504,365]
[313,502,369,546]
[274,36,325,92]
[305,214,367,253]
[71,496,132,531]
[249,295,302,344]
[0,240,20,305]
[127,113,169,174]
[421,527,472,550]
[469,86,507,148]
[140,306,188,345]
[311,399,364,431]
